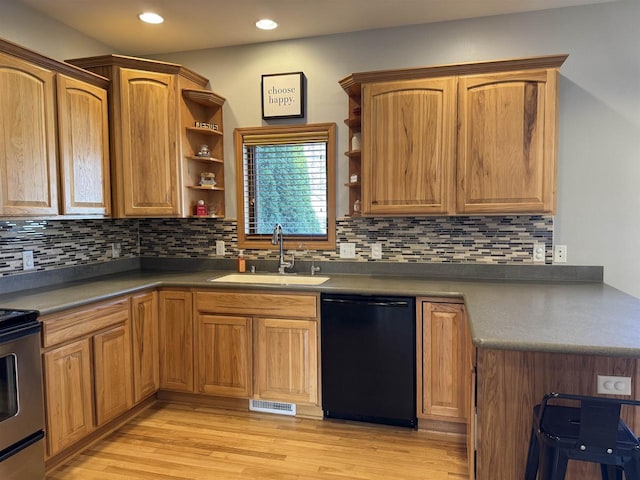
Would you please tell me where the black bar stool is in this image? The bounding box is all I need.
[525,392,640,480]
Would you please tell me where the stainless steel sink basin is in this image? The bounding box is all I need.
[209,273,330,286]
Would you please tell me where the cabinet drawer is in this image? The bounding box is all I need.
[196,291,318,319]
[42,298,130,348]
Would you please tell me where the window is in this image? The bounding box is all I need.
[234,123,336,250]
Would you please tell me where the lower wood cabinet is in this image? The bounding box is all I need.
[417,299,471,421]
[254,318,318,405]
[193,290,320,406]
[131,291,159,403]
[196,314,252,397]
[41,297,131,457]
[93,323,133,425]
[42,292,161,462]
[158,289,194,392]
[43,338,94,456]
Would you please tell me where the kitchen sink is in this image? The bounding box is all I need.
[208,273,330,286]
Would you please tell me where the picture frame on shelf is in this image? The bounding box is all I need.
[261,72,305,119]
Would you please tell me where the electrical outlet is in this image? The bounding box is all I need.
[597,375,632,396]
[533,243,546,263]
[111,243,121,258]
[554,245,567,263]
[371,243,382,260]
[339,242,356,259]
[22,251,34,270]
[215,240,226,256]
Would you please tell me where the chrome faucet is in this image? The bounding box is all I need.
[271,223,294,274]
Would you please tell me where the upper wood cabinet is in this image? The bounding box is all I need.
[0,39,111,218]
[56,74,111,215]
[67,54,225,218]
[340,54,567,216]
[362,77,456,215]
[116,68,180,217]
[457,69,558,213]
[0,51,58,216]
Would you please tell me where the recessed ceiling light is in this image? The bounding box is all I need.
[256,19,278,30]
[138,12,164,24]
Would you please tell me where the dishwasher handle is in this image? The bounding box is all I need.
[321,297,411,308]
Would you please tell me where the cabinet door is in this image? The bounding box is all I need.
[131,291,159,403]
[0,52,58,216]
[418,301,469,420]
[117,68,180,216]
[93,324,133,425]
[362,77,456,215]
[254,318,318,405]
[56,74,111,215]
[44,338,94,456]
[457,68,558,213]
[196,314,252,397]
[159,290,194,392]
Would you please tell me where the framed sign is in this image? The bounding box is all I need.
[261,72,305,119]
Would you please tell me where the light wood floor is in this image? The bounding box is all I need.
[47,402,468,480]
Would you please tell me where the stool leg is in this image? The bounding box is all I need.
[623,455,640,480]
[525,428,540,480]
[539,445,569,480]
[599,463,621,480]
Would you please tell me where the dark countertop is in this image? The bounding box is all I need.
[0,269,639,357]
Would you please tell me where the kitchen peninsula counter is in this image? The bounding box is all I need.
[0,269,638,357]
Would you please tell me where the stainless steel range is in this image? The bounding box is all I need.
[0,309,45,480]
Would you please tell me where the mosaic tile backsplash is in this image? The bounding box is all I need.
[0,215,552,277]
[0,219,139,276]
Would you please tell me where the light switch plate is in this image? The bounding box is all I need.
[340,242,356,259]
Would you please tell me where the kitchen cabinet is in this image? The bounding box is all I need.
[67,54,225,218]
[43,339,94,456]
[457,69,558,213]
[41,297,131,457]
[0,39,110,218]
[254,318,318,405]
[362,77,456,215]
[339,54,567,216]
[194,290,320,406]
[158,289,194,392]
[196,314,252,397]
[56,74,111,215]
[0,51,58,216]
[131,291,159,403]
[93,323,133,425]
[416,298,474,438]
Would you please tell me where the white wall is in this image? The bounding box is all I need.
[0,0,115,59]
[154,1,640,298]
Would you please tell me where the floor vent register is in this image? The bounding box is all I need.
[249,399,296,416]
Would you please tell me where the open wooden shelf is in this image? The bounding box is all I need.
[182,88,225,108]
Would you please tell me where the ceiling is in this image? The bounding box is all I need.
[20,0,616,56]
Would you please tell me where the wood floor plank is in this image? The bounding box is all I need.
[48,402,468,480]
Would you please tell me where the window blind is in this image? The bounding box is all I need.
[242,140,328,237]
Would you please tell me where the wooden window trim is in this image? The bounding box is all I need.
[234,123,336,251]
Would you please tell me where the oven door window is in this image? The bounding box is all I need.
[0,354,18,421]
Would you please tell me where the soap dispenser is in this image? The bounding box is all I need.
[237,249,246,273]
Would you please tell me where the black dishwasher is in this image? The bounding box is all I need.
[320,293,416,428]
